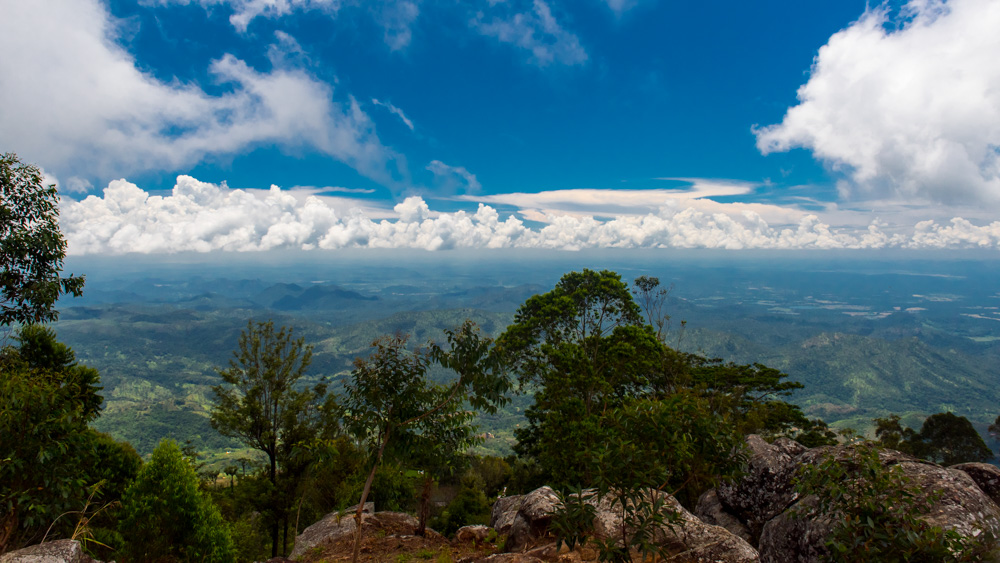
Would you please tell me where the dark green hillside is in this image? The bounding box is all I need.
[681,328,1000,433]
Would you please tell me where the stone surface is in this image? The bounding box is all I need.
[694,488,753,544]
[716,435,805,543]
[490,487,758,562]
[0,540,83,563]
[757,445,1000,563]
[491,494,524,535]
[290,509,360,558]
[455,525,492,544]
[494,486,559,553]
[952,462,1000,507]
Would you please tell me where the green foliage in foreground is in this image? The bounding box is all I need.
[0,152,85,326]
[119,439,235,563]
[0,325,103,551]
[793,442,993,562]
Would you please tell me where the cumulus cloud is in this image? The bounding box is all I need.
[472,0,588,66]
[755,0,1000,206]
[372,98,416,131]
[59,176,1000,254]
[0,0,398,185]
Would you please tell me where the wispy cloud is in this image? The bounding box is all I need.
[0,0,401,188]
[472,0,588,66]
[372,98,416,131]
[60,176,1000,254]
[427,160,482,194]
[756,0,1000,206]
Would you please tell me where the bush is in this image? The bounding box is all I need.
[118,439,235,563]
[793,442,993,562]
[431,475,491,536]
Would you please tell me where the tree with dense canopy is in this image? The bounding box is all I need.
[119,439,235,563]
[0,152,84,326]
[0,325,103,551]
[873,412,992,465]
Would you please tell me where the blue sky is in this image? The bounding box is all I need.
[2,0,1000,252]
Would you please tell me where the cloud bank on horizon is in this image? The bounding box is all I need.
[62,176,1000,253]
[3,0,1000,254]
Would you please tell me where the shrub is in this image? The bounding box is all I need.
[118,439,235,563]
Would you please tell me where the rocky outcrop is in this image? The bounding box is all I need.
[493,486,560,553]
[707,436,1000,562]
[952,462,1000,506]
[290,509,360,558]
[695,489,753,544]
[716,436,807,542]
[455,525,492,544]
[489,486,759,562]
[0,540,84,563]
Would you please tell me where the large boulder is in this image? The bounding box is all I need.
[0,540,84,563]
[290,509,360,558]
[490,487,759,561]
[952,462,1000,507]
[695,489,753,544]
[757,445,1000,563]
[716,435,807,542]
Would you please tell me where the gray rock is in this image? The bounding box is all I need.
[490,487,759,562]
[695,488,753,544]
[492,486,559,553]
[952,462,1000,507]
[758,446,1000,563]
[490,494,524,535]
[0,540,83,563]
[585,489,759,562]
[290,509,359,558]
[716,435,805,543]
[455,525,492,544]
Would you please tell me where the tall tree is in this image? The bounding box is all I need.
[498,269,671,484]
[0,152,84,326]
[343,320,509,563]
[210,320,331,558]
[0,325,102,551]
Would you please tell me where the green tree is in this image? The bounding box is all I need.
[914,412,992,465]
[874,412,992,465]
[499,269,672,484]
[118,439,235,563]
[343,320,509,563]
[210,320,332,558]
[0,152,84,326]
[0,325,102,551]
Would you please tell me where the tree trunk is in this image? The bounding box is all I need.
[282,512,289,556]
[417,474,433,536]
[269,453,279,559]
[351,428,392,563]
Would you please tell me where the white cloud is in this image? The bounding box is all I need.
[159,0,419,49]
[372,98,416,131]
[0,0,398,185]
[602,0,637,16]
[427,160,482,194]
[59,176,1000,254]
[755,0,1000,206]
[473,0,588,66]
